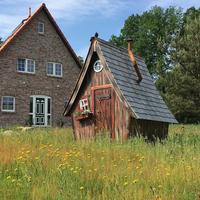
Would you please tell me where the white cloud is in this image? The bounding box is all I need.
[1,0,199,41]
[50,0,131,18]
[35,0,133,21]
[0,14,25,39]
[0,0,133,38]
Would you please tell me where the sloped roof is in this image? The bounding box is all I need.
[0,3,82,68]
[97,38,177,123]
[64,37,177,123]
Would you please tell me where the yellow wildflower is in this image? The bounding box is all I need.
[123,182,128,186]
[132,179,138,184]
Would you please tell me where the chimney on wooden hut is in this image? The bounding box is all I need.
[127,39,142,83]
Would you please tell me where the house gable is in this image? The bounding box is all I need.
[64,37,133,117]
[0,3,82,69]
[67,43,112,115]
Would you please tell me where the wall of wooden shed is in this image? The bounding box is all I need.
[128,118,169,141]
[70,53,130,140]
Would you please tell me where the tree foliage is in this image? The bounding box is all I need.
[110,6,183,77]
[164,15,200,123]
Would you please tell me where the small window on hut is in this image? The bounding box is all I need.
[79,99,89,112]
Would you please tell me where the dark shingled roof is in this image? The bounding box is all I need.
[97,38,177,123]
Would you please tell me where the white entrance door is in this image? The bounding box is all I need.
[30,96,51,126]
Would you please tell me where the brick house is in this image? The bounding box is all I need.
[0,4,81,127]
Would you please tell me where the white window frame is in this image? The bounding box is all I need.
[17,58,35,74]
[79,98,89,112]
[93,60,103,72]
[38,22,44,34]
[47,62,63,77]
[1,96,15,112]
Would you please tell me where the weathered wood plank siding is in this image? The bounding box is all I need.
[128,118,169,141]
[70,53,130,140]
[71,53,110,139]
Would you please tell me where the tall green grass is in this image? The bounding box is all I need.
[0,125,200,200]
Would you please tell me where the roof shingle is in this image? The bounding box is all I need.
[97,38,177,123]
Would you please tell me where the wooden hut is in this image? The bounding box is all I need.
[64,35,177,141]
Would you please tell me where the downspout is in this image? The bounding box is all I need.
[127,39,142,83]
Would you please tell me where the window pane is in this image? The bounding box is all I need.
[80,99,89,111]
[48,98,51,114]
[41,103,44,114]
[17,59,26,71]
[36,103,40,114]
[55,64,62,76]
[38,22,44,33]
[27,60,35,72]
[47,115,51,125]
[30,97,33,113]
[47,63,54,75]
[2,96,14,111]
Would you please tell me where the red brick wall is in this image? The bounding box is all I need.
[0,10,80,127]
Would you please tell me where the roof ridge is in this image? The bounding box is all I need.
[96,38,127,51]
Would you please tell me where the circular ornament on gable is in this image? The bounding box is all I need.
[93,60,103,72]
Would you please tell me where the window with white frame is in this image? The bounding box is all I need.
[55,63,62,76]
[47,63,53,75]
[17,58,35,73]
[38,22,44,34]
[1,96,15,112]
[79,98,89,112]
[47,62,62,77]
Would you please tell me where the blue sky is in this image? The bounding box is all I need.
[0,0,200,58]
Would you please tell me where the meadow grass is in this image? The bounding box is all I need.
[0,125,200,200]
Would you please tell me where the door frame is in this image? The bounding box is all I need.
[91,84,115,138]
[30,95,51,126]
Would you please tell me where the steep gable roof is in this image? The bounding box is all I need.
[98,38,177,123]
[0,3,82,68]
[64,37,177,124]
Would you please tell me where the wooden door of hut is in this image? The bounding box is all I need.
[93,86,114,138]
